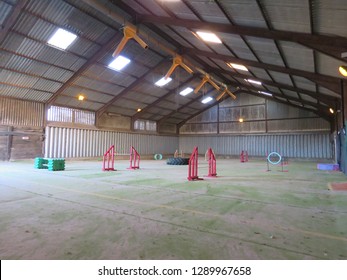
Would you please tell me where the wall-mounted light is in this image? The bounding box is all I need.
[78,94,85,101]
[329,108,335,114]
[339,66,347,77]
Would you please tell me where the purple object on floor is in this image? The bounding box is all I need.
[317,163,339,171]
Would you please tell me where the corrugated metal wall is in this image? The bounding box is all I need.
[0,97,44,127]
[179,133,333,159]
[45,126,179,158]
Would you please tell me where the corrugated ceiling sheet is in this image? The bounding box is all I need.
[54,95,103,110]
[0,84,52,102]
[126,91,158,104]
[292,76,316,92]
[186,1,229,24]
[132,0,170,17]
[245,37,285,66]
[262,0,311,32]
[117,98,147,109]
[316,53,343,79]
[73,76,124,96]
[61,87,113,104]
[267,71,293,86]
[317,86,341,98]
[279,41,314,72]
[314,0,347,37]
[218,0,267,27]
[282,89,299,99]
[0,1,13,26]
[156,0,198,20]
[246,67,272,81]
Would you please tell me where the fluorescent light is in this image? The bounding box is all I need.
[258,91,272,97]
[179,87,193,96]
[201,96,213,104]
[245,79,262,85]
[196,31,222,43]
[227,63,248,71]
[108,55,131,71]
[155,77,172,87]
[47,28,77,50]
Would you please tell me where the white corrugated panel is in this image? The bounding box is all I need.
[179,133,332,159]
[0,97,44,126]
[45,126,178,158]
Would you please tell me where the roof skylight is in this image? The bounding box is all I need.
[47,28,77,50]
[179,87,193,96]
[108,55,131,71]
[227,62,248,71]
[201,96,213,104]
[258,91,272,96]
[155,77,172,87]
[196,31,222,43]
[245,79,262,85]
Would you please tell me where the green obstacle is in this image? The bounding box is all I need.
[34,158,65,171]
[47,159,65,171]
[34,157,48,169]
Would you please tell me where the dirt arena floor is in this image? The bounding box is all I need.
[0,158,346,259]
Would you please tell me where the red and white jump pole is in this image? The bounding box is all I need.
[187,146,203,181]
[206,148,217,177]
[128,146,140,170]
[102,145,115,171]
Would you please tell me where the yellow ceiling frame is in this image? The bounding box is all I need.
[194,74,220,93]
[112,25,148,57]
[164,55,194,79]
[216,87,236,101]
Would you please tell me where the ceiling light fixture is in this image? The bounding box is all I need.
[201,96,213,104]
[339,66,347,77]
[196,31,222,43]
[227,62,248,72]
[47,28,77,50]
[245,79,262,85]
[179,87,193,96]
[155,77,172,87]
[329,108,334,114]
[112,25,148,57]
[239,118,244,123]
[137,108,142,112]
[108,55,131,71]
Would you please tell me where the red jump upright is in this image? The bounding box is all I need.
[103,145,115,171]
[188,146,203,181]
[206,148,217,177]
[128,146,140,170]
[240,150,249,162]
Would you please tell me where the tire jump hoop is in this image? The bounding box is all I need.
[267,152,282,165]
[266,152,281,172]
[266,152,288,172]
[154,153,162,160]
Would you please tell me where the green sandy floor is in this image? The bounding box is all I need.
[0,158,346,259]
